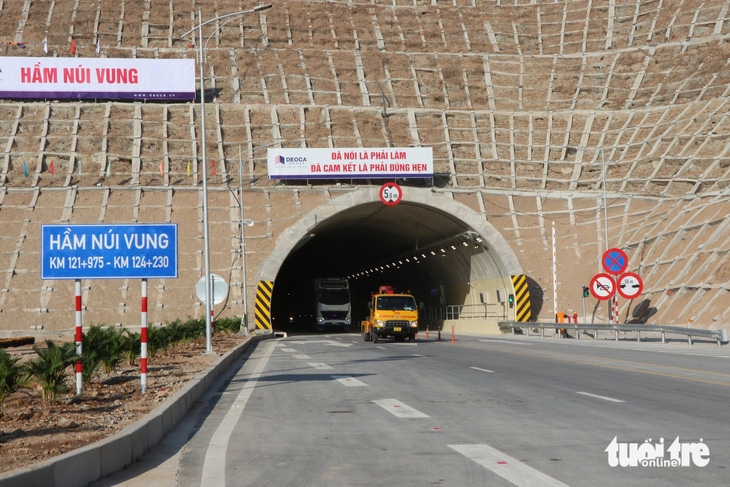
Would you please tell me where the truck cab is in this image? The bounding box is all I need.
[361,286,419,343]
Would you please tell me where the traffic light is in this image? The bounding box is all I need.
[582,286,590,298]
[508,293,515,307]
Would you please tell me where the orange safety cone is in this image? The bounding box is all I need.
[426,325,429,340]
[451,326,455,343]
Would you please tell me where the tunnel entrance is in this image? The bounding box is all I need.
[261,188,523,335]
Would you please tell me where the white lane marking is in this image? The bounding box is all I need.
[307,362,334,370]
[200,341,274,487]
[376,346,386,350]
[280,347,296,352]
[470,366,494,373]
[331,375,367,387]
[293,354,311,360]
[576,391,625,403]
[479,339,532,345]
[373,398,429,418]
[412,353,425,357]
[283,339,353,347]
[449,444,570,487]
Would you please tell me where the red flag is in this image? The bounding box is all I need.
[159,160,163,176]
[50,161,54,175]
[71,38,76,55]
[212,160,216,176]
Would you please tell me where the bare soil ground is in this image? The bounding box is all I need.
[0,332,246,475]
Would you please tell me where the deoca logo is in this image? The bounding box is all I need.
[274,155,307,165]
[605,436,710,467]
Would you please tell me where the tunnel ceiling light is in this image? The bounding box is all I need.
[346,231,485,277]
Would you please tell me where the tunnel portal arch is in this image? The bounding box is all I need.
[255,187,528,333]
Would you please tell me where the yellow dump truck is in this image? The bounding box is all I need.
[361,285,419,343]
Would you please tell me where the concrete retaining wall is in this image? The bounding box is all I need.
[0,333,270,487]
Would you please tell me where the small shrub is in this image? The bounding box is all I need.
[146,325,168,358]
[99,327,124,374]
[120,329,141,366]
[23,340,76,402]
[214,317,241,334]
[81,324,106,384]
[0,348,28,414]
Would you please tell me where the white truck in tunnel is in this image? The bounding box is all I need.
[314,278,352,331]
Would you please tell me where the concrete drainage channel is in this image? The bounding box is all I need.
[0,332,274,487]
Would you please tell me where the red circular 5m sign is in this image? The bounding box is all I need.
[379,182,402,206]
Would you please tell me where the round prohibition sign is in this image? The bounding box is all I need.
[590,273,616,300]
[602,248,629,275]
[617,272,643,300]
[379,182,402,206]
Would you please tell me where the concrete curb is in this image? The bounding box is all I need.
[0,333,272,487]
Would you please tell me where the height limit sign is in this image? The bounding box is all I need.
[379,182,402,206]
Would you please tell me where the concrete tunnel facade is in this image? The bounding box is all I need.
[255,186,533,334]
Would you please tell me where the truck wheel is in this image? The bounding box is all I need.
[409,333,416,343]
[362,330,370,342]
[372,332,379,343]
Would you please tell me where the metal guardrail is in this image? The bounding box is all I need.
[499,321,728,347]
[426,304,507,321]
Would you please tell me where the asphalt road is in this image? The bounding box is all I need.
[95,333,730,487]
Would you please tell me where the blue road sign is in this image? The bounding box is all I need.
[41,224,178,279]
[602,248,628,275]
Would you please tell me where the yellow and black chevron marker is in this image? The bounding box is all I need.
[255,280,273,330]
[511,275,532,322]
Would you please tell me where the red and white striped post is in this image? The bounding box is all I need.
[75,279,83,395]
[141,279,148,393]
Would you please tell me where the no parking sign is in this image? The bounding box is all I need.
[602,248,628,275]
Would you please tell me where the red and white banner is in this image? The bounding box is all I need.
[0,57,195,100]
[267,147,433,179]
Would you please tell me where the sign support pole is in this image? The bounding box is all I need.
[197,7,214,354]
[551,221,558,323]
[239,149,249,336]
[141,278,148,393]
[75,279,83,395]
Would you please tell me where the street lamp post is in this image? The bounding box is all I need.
[225,141,278,335]
[577,145,614,323]
[598,146,610,250]
[238,147,253,336]
[182,4,272,352]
